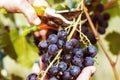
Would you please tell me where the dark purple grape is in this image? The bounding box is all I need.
[57,39,64,49]
[46,29,58,39]
[63,70,72,80]
[58,61,67,72]
[38,43,48,54]
[96,14,104,23]
[81,26,88,34]
[83,21,90,27]
[64,42,73,51]
[72,56,83,67]
[62,54,72,63]
[41,54,49,64]
[90,14,96,24]
[98,26,106,34]
[57,30,67,40]
[70,65,81,77]
[38,41,48,49]
[27,73,37,80]
[49,66,59,76]
[48,44,58,56]
[86,32,97,44]
[84,57,94,66]
[96,3,104,12]
[87,45,97,57]
[47,34,58,44]
[73,48,79,54]
[74,49,84,58]
[101,21,108,28]
[71,38,79,48]
[103,13,110,20]
[50,77,58,80]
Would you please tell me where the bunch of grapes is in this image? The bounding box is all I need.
[81,2,110,44]
[28,1,112,80]
[27,30,97,80]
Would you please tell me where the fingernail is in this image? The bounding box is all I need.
[33,17,41,25]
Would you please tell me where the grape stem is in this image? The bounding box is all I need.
[68,14,82,41]
[83,5,119,80]
[39,49,62,80]
[38,1,85,79]
[104,0,117,9]
[114,52,120,66]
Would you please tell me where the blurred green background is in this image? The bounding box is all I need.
[0,0,120,80]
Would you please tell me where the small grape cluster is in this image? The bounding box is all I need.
[27,30,97,80]
[81,3,110,44]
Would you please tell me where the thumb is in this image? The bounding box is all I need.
[76,66,96,80]
[20,1,41,25]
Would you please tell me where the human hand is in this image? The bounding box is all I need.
[76,66,96,80]
[0,0,48,25]
[32,60,96,80]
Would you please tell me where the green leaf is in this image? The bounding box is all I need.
[105,32,120,55]
[0,27,17,60]
[55,4,70,11]
[46,0,55,5]
[22,26,40,36]
[10,29,39,68]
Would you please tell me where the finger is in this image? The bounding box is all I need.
[19,1,41,25]
[32,59,49,79]
[34,31,41,38]
[39,59,49,79]
[32,62,40,74]
[39,29,48,41]
[76,66,96,80]
[39,58,46,70]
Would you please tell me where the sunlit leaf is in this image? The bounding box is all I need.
[55,4,70,11]
[10,29,39,68]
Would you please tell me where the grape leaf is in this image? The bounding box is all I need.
[105,32,120,55]
[55,4,70,11]
[0,26,17,60]
[10,29,39,68]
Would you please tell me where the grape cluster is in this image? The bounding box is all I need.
[81,3,110,44]
[28,30,97,80]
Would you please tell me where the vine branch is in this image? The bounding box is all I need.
[83,5,119,80]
